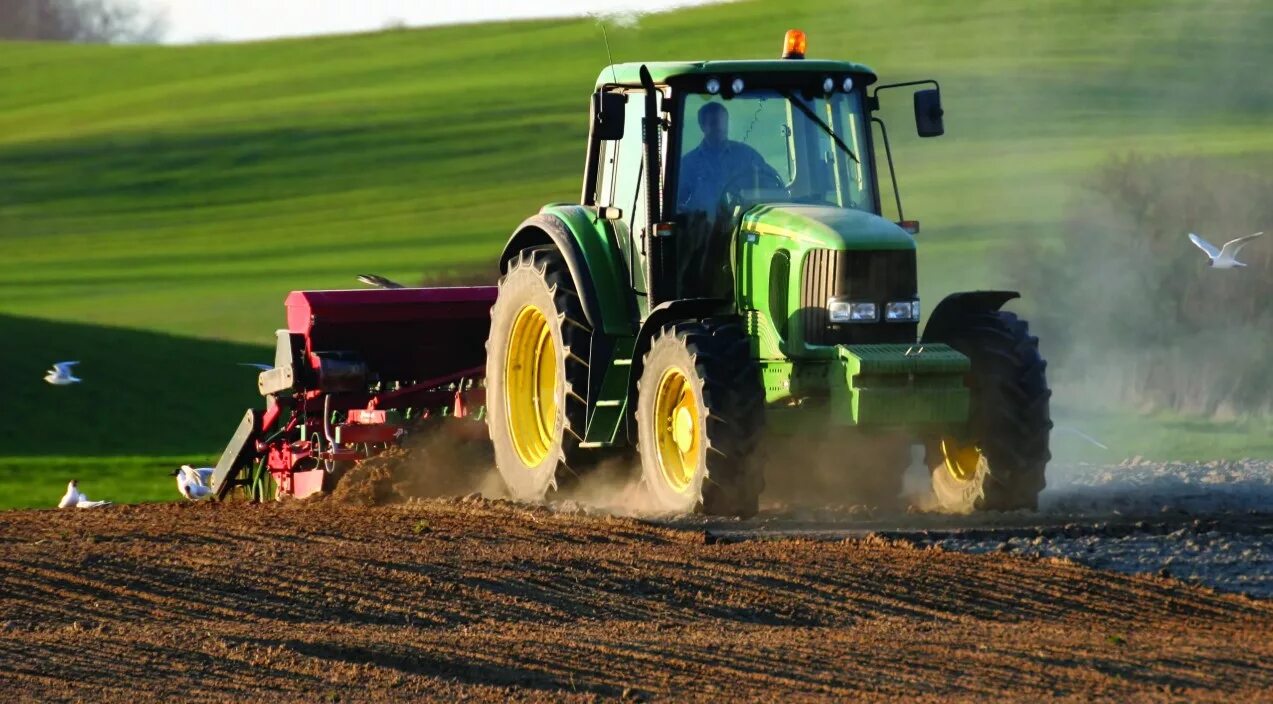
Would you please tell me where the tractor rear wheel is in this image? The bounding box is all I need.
[487,247,591,502]
[925,310,1051,512]
[636,319,765,517]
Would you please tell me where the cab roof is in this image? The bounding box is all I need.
[595,60,878,90]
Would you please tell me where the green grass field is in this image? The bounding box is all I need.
[3,0,1271,507]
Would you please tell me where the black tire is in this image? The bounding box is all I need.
[636,319,765,517]
[925,310,1051,511]
[486,247,591,502]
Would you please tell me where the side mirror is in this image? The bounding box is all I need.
[914,88,944,138]
[592,91,626,141]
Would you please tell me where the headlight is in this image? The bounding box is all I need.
[828,299,877,323]
[705,77,721,95]
[885,300,921,322]
[730,77,745,94]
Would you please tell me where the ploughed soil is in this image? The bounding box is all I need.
[0,500,1269,702]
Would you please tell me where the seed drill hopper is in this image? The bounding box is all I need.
[211,286,496,500]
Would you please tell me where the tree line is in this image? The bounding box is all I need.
[0,0,165,43]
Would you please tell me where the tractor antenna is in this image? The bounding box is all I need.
[598,21,619,85]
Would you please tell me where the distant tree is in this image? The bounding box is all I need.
[0,0,166,43]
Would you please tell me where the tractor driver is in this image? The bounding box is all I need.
[675,101,781,299]
[676,101,782,217]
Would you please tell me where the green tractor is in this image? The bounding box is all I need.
[486,30,1051,516]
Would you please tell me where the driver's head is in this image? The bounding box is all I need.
[698,102,729,147]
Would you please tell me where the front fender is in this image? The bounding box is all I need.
[921,290,1019,342]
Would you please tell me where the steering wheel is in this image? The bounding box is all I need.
[718,166,787,214]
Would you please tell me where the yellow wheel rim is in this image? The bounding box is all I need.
[653,368,700,493]
[505,305,557,468]
[940,437,984,482]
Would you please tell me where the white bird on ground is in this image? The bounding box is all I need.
[1188,231,1264,269]
[181,464,215,486]
[58,480,111,509]
[238,363,273,371]
[171,466,213,501]
[44,361,81,386]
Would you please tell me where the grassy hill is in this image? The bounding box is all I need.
[2,0,1271,505]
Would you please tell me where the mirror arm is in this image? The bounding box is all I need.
[871,117,904,222]
[870,78,941,101]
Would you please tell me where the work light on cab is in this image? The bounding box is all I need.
[782,29,806,59]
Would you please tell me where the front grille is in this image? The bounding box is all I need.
[800,248,918,346]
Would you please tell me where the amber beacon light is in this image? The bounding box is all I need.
[782,29,807,59]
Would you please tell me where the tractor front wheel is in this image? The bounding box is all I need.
[636,319,765,517]
[924,310,1052,512]
[486,247,591,502]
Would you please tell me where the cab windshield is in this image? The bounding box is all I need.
[674,88,876,219]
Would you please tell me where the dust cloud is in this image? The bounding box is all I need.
[930,2,1273,445]
[328,421,501,506]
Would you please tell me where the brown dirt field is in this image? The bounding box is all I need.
[0,500,1269,702]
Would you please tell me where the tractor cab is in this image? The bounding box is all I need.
[583,31,943,309]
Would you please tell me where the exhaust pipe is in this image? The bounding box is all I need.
[639,65,675,305]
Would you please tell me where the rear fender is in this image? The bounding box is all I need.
[921,291,1019,343]
[499,207,636,337]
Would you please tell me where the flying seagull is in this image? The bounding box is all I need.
[58,480,111,509]
[357,274,405,289]
[238,363,273,371]
[44,361,81,386]
[1188,231,1264,269]
[171,465,213,501]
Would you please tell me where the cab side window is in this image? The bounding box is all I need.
[599,90,649,295]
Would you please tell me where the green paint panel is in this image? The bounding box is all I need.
[759,361,795,404]
[742,205,916,251]
[745,310,785,360]
[582,337,636,445]
[539,204,637,337]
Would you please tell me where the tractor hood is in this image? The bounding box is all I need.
[740,204,914,251]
